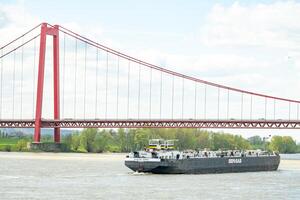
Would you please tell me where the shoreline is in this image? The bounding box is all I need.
[0,151,128,161]
[0,151,299,160]
[0,151,299,155]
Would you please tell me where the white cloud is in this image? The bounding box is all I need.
[195,1,300,98]
[0,2,39,46]
[200,1,300,49]
[132,1,300,99]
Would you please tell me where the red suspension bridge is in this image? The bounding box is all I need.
[0,23,300,143]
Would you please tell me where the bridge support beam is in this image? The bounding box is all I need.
[34,23,60,143]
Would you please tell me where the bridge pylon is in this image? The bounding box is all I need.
[34,23,60,143]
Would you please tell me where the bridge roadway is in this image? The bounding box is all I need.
[0,119,300,129]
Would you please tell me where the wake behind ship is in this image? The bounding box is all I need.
[125,139,280,174]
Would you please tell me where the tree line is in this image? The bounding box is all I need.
[60,128,300,153]
[0,128,299,153]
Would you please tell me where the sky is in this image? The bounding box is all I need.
[0,0,300,141]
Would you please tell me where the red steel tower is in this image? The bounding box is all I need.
[34,23,60,143]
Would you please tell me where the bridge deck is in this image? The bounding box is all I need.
[0,119,299,129]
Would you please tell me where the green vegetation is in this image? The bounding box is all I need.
[0,138,20,145]
[0,137,30,152]
[60,128,300,153]
[0,128,299,153]
[269,136,298,153]
[0,129,30,151]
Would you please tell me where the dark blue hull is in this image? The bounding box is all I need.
[125,155,280,174]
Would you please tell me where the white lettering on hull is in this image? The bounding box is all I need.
[228,158,242,164]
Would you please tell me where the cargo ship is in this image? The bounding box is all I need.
[125,139,280,174]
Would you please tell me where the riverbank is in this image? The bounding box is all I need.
[0,151,127,161]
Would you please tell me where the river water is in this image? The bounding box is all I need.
[0,152,299,200]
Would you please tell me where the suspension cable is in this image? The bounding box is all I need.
[0,34,40,118]
[62,33,66,118]
[127,60,131,119]
[138,63,141,119]
[0,23,41,50]
[181,78,184,119]
[273,99,276,120]
[204,84,207,119]
[74,39,77,118]
[12,51,16,118]
[288,101,291,120]
[57,24,300,104]
[217,87,220,119]
[116,56,120,118]
[0,49,2,119]
[95,48,99,118]
[227,89,229,119]
[56,23,300,122]
[250,95,253,120]
[194,81,197,119]
[105,51,109,119]
[297,104,299,120]
[171,75,174,119]
[32,37,36,118]
[83,42,87,119]
[265,97,267,120]
[149,67,152,119]
[20,39,24,118]
[241,93,244,119]
[0,34,40,59]
[159,70,162,119]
